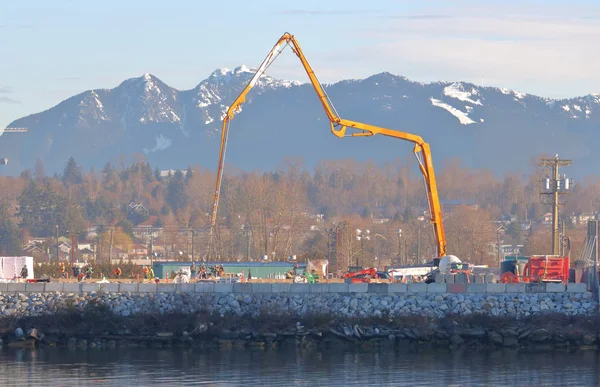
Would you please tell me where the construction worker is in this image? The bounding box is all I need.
[59,262,66,278]
[143,266,149,280]
[20,265,28,280]
[149,267,155,280]
[190,262,197,279]
[113,266,122,278]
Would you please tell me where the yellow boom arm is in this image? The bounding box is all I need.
[210,32,447,257]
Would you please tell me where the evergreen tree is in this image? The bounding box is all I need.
[166,170,188,211]
[62,157,83,186]
[0,202,21,255]
[34,159,45,181]
[18,181,67,236]
[185,166,193,183]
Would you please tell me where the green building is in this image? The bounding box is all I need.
[152,261,307,280]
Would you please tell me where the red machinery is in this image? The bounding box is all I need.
[500,255,569,284]
[343,268,389,284]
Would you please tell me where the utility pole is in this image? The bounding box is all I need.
[540,154,572,255]
[109,228,114,264]
[55,225,59,262]
[191,230,195,262]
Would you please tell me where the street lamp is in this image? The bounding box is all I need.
[397,229,402,265]
[55,225,59,262]
[355,229,370,268]
[496,225,505,268]
[417,216,426,263]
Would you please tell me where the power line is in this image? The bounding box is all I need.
[540,154,572,255]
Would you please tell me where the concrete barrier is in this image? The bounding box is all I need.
[348,283,368,293]
[485,284,506,293]
[44,282,63,292]
[157,284,177,293]
[233,283,252,293]
[467,283,487,293]
[566,283,588,293]
[1,280,592,296]
[101,283,120,293]
[25,283,46,292]
[81,283,101,293]
[214,283,234,293]
[138,283,157,293]
[447,283,467,293]
[387,283,408,293]
[427,283,447,293]
[62,283,81,293]
[271,283,291,293]
[195,283,215,293]
[119,283,138,293]
[407,283,427,293]
[505,283,527,293]
[546,283,566,292]
[252,283,273,293]
[290,284,309,293]
[444,274,455,284]
[367,283,388,293]
[526,283,546,293]
[328,283,349,293]
[454,273,468,284]
[484,274,497,283]
[7,283,26,292]
[177,284,195,293]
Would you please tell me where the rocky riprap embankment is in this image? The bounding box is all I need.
[1,291,600,351]
[0,291,596,319]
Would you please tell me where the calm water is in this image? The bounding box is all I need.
[0,345,599,386]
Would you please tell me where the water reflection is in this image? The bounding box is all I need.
[0,345,599,386]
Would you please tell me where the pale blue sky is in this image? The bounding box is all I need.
[1,0,599,127]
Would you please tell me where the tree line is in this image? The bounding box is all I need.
[0,154,596,269]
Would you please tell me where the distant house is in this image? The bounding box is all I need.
[77,241,94,251]
[440,199,479,215]
[159,169,188,178]
[129,244,148,257]
[489,244,524,257]
[569,212,597,225]
[26,237,51,245]
[541,212,553,225]
[132,216,163,239]
[520,221,532,231]
[129,201,150,216]
[80,248,95,261]
[111,247,128,260]
[372,218,390,224]
[58,242,72,254]
[22,244,49,263]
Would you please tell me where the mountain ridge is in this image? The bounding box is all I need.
[2,68,599,178]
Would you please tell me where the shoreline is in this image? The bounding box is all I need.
[2,306,600,352]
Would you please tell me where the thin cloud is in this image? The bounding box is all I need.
[0,24,35,29]
[0,86,20,103]
[56,76,81,81]
[274,9,377,16]
[290,8,600,97]
[0,96,20,104]
[382,14,452,20]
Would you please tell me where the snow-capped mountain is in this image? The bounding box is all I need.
[2,68,599,177]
